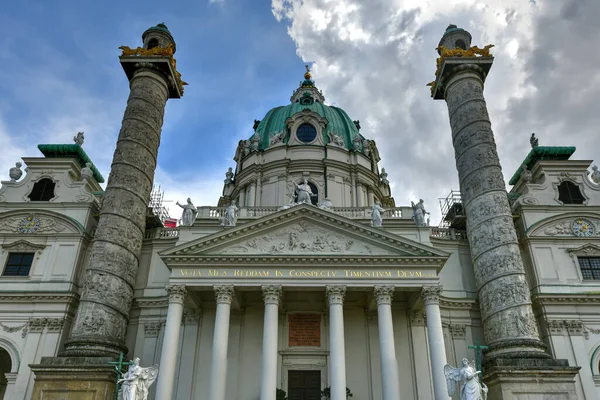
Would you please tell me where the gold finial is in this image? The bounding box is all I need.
[304,64,311,80]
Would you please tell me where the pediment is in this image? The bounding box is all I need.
[0,210,83,235]
[567,244,600,257]
[527,212,600,237]
[161,205,448,262]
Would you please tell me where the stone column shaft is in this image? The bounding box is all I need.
[155,285,186,399]
[63,65,171,357]
[374,286,401,400]
[422,286,450,400]
[260,285,282,400]
[209,285,234,400]
[239,187,246,207]
[439,63,546,359]
[327,285,347,400]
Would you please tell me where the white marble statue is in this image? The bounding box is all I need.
[590,165,600,184]
[362,139,371,156]
[221,200,239,227]
[444,358,488,400]
[224,167,234,185]
[294,178,314,204]
[176,198,197,226]
[318,197,333,210]
[411,199,429,227]
[371,201,386,227]
[9,162,23,182]
[328,131,345,147]
[269,129,285,146]
[80,162,93,182]
[352,135,361,151]
[73,131,85,146]
[117,357,158,400]
[520,164,532,183]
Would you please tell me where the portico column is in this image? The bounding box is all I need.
[209,285,235,400]
[374,286,401,400]
[155,285,187,400]
[239,186,246,207]
[422,286,450,400]
[326,285,347,400]
[260,285,282,400]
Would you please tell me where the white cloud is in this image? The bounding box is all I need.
[271,0,600,224]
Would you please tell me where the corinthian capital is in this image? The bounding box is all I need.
[262,285,282,306]
[374,286,395,305]
[421,285,442,306]
[214,285,235,305]
[326,285,346,305]
[166,285,187,304]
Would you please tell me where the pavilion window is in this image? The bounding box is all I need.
[579,257,600,280]
[557,181,585,204]
[28,178,56,201]
[3,252,34,276]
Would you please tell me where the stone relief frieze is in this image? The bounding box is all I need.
[478,276,530,318]
[535,218,600,237]
[144,322,163,338]
[83,270,134,314]
[219,220,393,255]
[473,246,524,286]
[0,213,67,234]
[545,320,600,339]
[469,215,518,259]
[484,306,539,343]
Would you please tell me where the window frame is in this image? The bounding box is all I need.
[3,252,35,277]
[0,240,45,278]
[568,244,600,282]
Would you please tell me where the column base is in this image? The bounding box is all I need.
[483,357,580,399]
[30,356,117,400]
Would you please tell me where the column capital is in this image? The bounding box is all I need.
[166,285,187,304]
[374,285,395,305]
[326,285,346,305]
[421,285,442,306]
[214,285,235,305]
[262,285,282,306]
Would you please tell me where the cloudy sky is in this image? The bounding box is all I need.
[1,0,598,224]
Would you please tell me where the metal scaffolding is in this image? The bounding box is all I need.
[438,190,466,229]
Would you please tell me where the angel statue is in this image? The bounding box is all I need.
[293,177,314,204]
[117,357,158,400]
[444,358,488,400]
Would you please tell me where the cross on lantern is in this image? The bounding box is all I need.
[468,339,489,378]
[108,352,134,400]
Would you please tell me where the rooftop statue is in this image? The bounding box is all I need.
[176,198,197,226]
[73,131,85,146]
[520,164,532,183]
[221,200,239,227]
[362,139,371,156]
[380,168,389,185]
[327,131,345,147]
[371,201,386,227]
[352,135,361,152]
[444,358,488,400]
[411,199,429,227]
[9,161,23,182]
[294,177,314,205]
[117,357,158,400]
[590,165,600,184]
[224,167,234,185]
[530,133,539,148]
[80,162,94,182]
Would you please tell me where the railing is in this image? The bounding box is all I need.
[144,227,180,240]
[429,227,468,240]
[197,206,408,220]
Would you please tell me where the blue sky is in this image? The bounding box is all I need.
[2,0,599,223]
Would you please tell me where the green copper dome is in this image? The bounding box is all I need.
[251,69,365,151]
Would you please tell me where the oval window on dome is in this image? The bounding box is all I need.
[296,124,317,143]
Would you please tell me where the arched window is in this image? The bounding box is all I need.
[296,124,317,143]
[557,181,585,204]
[147,38,159,50]
[0,347,12,393]
[28,178,56,201]
[455,39,467,50]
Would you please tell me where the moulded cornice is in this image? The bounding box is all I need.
[0,292,78,303]
[533,294,600,306]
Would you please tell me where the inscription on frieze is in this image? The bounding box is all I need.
[288,313,321,347]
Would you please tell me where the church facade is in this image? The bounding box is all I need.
[0,23,599,400]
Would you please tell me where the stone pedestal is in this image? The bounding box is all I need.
[30,357,116,400]
[484,359,580,399]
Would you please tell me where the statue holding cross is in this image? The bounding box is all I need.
[109,354,158,400]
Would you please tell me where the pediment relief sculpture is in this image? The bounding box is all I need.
[0,211,80,235]
[567,244,600,258]
[529,215,600,237]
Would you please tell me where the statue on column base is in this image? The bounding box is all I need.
[117,357,158,400]
[444,359,488,400]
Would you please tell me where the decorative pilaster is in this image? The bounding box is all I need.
[421,286,450,400]
[326,285,347,400]
[260,285,282,400]
[155,285,187,400]
[209,285,234,400]
[374,286,401,400]
[61,25,184,359]
[430,27,548,362]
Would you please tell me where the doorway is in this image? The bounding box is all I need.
[288,370,321,400]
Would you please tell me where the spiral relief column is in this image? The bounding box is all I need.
[62,23,186,358]
[429,25,548,362]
